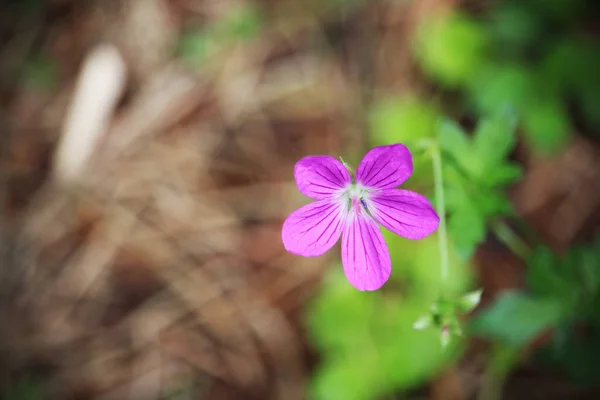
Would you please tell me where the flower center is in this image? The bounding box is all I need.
[343,184,370,214]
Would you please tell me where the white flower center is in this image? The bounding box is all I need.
[341,184,371,214]
[343,183,369,199]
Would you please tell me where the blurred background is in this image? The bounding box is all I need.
[1,0,600,399]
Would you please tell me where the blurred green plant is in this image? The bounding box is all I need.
[413,289,482,347]
[470,237,600,384]
[415,1,600,154]
[415,12,488,88]
[439,110,521,259]
[470,291,563,347]
[308,1,600,398]
[178,3,263,67]
[308,241,470,400]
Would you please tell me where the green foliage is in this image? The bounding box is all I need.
[439,111,520,257]
[308,233,471,399]
[385,233,472,300]
[178,4,263,67]
[311,352,386,400]
[541,322,600,385]
[472,238,600,379]
[520,96,570,153]
[470,291,564,347]
[414,289,483,347]
[415,1,600,154]
[527,239,600,319]
[369,97,439,144]
[414,12,488,87]
[489,3,542,49]
[469,64,532,119]
[310,2,600,397]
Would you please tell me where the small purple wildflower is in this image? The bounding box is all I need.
[282,144,440,291]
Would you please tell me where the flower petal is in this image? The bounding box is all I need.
[341,209,391,291]
[356,144,413,189]
[368,189,440,240]
[282,199,346,257]
[294,156,351,199]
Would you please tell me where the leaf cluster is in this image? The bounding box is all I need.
[439,110,521,258]
[415,0,600,153]
[470,237,600,383]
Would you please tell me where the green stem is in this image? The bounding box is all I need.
[432,146,449,282]
[491,220,530,259]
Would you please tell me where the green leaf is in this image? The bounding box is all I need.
[539,321,600,386]
[385,230,472,299]
[369,97,439,145]
[438,120,472,173]
[376,304,460,389]
[571,45,600,132]
[527,247,577,302]
[521,97,570,154]
[489,3,543,48]
[443,183,468,211]
[540,40,582,93]
[527,241,600,318]
[307,269,378,353]
[578,245,600,297]
[311,353,387,400]
[439,113,519,187]
[438,114,519,258]
[485,163,523,186]
[475,190,513,216]
[470,291,564,346]
[447,204,486,258]
[414,12,488,87]
[473,109,517,173]
[470,63,534,114]
[529,0,585,21]
[579,84,600,132]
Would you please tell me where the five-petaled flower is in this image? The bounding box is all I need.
[282,144,440,291]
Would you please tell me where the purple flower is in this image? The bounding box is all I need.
[282,144,440,291]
